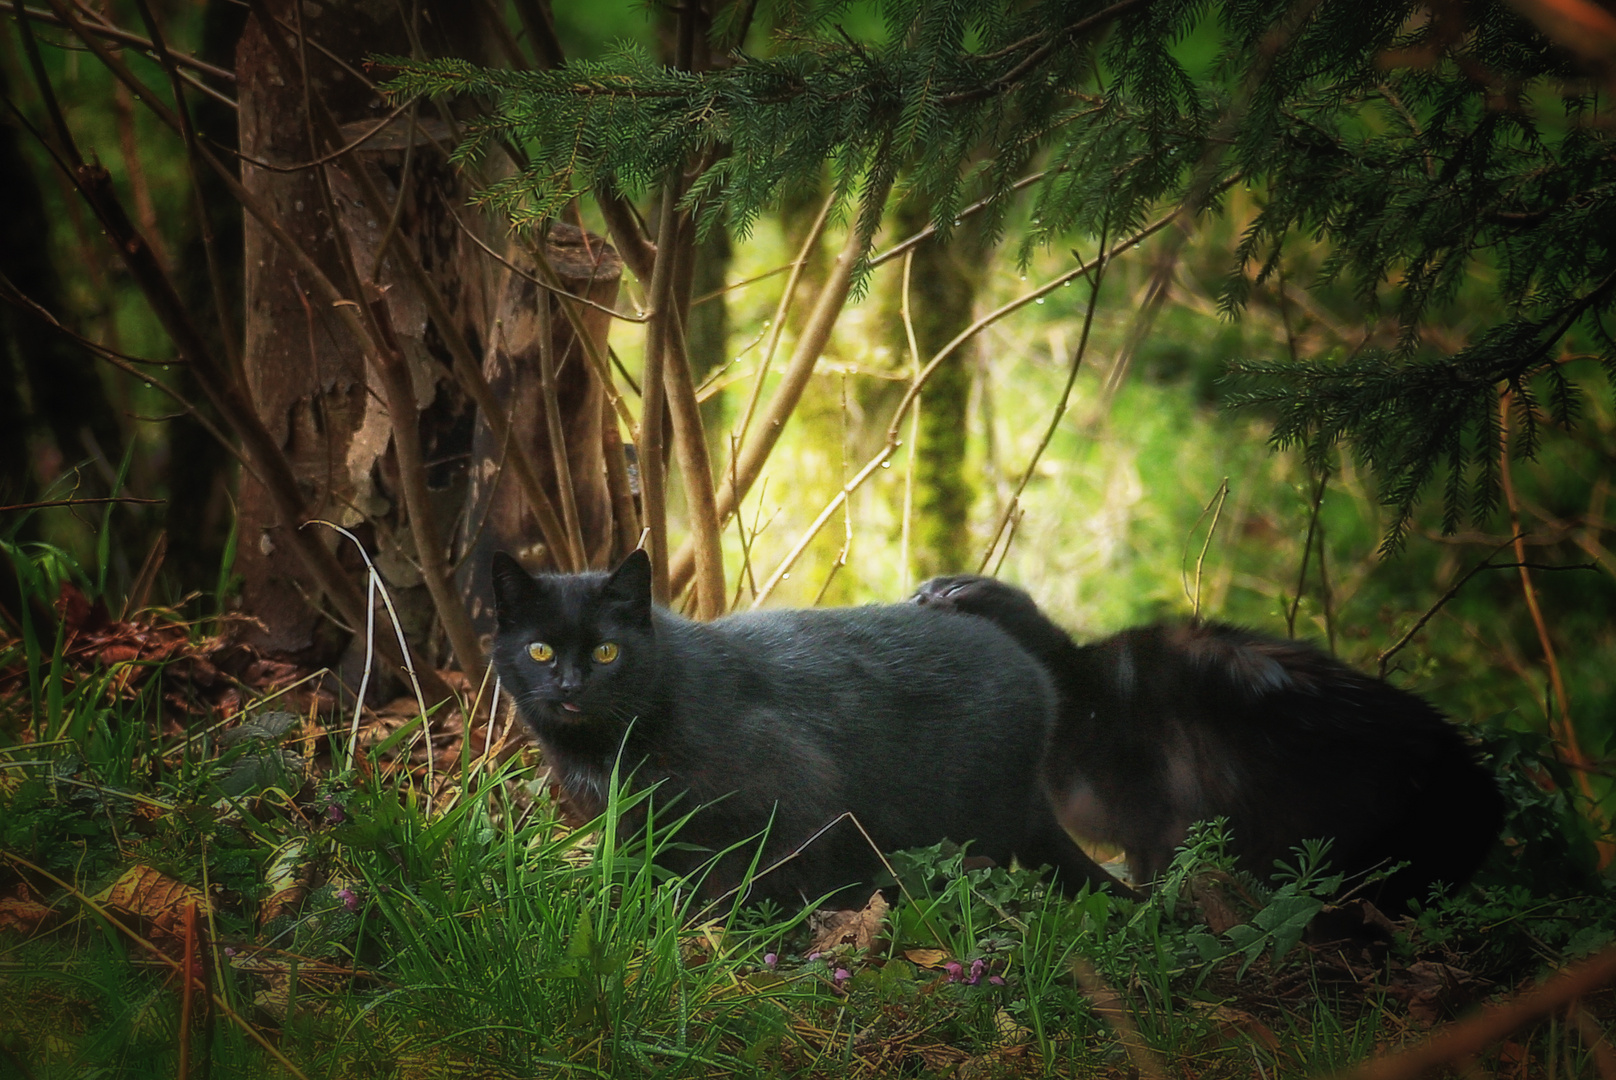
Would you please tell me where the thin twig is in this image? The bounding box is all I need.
[728,464,766,612]
[691,263,792,306]
[1183,478,1231,623]
[870,169,1049,268]
[1499,391,1595,819]
[224,99,416,173]
[810,375,855,606]
[899,250,920,594]
[1376,544,1596,678]
[130,0,240,373]
[885,209,1178,450]
[1,0,236,107]
[990,504,1025,577]
[640,181,680,603]
[447,206,648,322]
[2,1,233,79]
[537,285,586,570]
[752,446,896,608]
[977,229,1110,572]
[370,98,419,283]
[0,496,163,511]
[732,192,835,455]
[1286,467,1330,638]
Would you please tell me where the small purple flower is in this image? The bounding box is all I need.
[337,887,359,911]
[325,802,346,824]
[223,946,236,957]
[763,952,778,968]
[834,967,851,982]
[968,959,985,985]
[807,951,822,962]
[944,960,963,982]
[988,975,1006,986]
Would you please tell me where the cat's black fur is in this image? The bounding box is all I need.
[491,550,1129,907]
[912,575,1504,911]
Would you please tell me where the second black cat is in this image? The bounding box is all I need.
[491,551,1128,907]
[913,575,1504,911]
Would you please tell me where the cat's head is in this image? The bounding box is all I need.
[490,550,657,730]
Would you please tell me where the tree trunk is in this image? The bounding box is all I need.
[234,0,562,677]
[891,197,978,579]
[235,0,625,676]
[458,224,622,639]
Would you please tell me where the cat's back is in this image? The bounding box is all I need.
[658,603,1055,750]
[708,602,1038,686]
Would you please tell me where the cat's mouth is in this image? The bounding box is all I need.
[560,702,583,714]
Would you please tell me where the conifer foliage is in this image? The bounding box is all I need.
[388,0,1616,547]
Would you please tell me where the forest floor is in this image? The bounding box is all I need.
[3,580,1615,1079]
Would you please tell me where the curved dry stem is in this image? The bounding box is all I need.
[1181,478,1230,623]
[306,518,437,812]
[669,210,881,595]
[732,192,835,453]
[977,227,1112,572]
[639,181,680,602]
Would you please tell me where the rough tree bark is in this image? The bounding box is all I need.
[234,0,618,674]
[459,223,622,639]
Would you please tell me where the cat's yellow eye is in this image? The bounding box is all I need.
[527,642,554,663]
[593,642,619,664]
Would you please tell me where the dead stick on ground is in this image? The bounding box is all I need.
[1070,957,1170,1080]
[1328,945,1616,1080]
[0,851,314,1080]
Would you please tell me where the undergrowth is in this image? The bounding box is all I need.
[3,526,1614,1079]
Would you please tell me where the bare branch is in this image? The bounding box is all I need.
[668,208,881,596]
[1328,945,1616,1080]
[0,0,236,105]
[978,227,1111,573]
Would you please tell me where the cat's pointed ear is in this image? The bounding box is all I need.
[491,552,538,629]
[601,549,653,622]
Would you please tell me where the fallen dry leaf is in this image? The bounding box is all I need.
[904,948,951,969]
[994,1006,1032,1047]
[1387,960,1489,1027]
[259,838,313,928]
[0,882,56,937]
[1498,1038,1533,1079]
[807,891,889,955]
[1192,1001,1284,1053]
[1190,870,1248,934]
[94,865,211,946]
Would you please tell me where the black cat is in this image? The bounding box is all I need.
[912,575,1504,911]
[490,550,1129,908]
